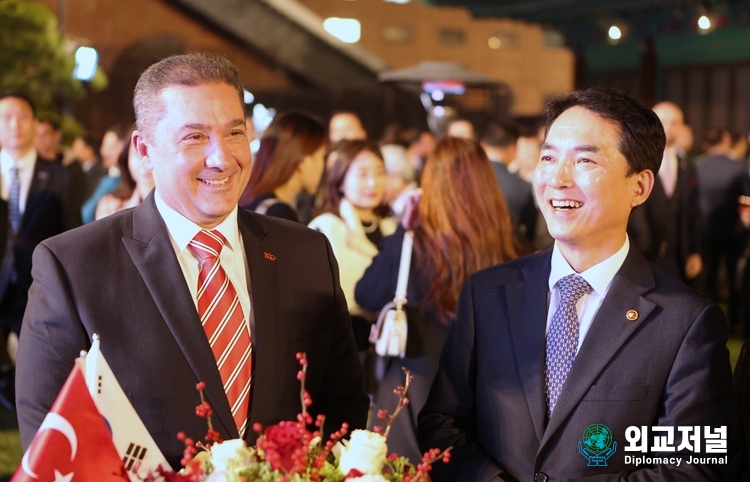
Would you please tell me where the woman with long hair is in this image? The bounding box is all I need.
[95,127,155,219]
[309,140,397,350]
[239,111,326,222]
[354,137,517,461]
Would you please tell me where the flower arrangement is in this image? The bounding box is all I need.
[152,353,450,482]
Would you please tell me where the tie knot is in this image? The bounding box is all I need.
[557,274,592,305]
[189,229,227,260]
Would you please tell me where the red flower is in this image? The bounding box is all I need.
[262,421,306,472]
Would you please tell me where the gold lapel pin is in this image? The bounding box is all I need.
[626,310,638,321]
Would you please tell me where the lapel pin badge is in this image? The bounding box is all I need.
[263,252,276,261]
[626,310,638,321]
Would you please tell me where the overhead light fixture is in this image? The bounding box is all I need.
[431,90,444,101]
[608,25,622,41]
[488,36,502,50]
[384,0,410,3]
[434,106,445,117]
[73,46,98,81]
[698,15,711,31]
[243,89,255,104]
[323,18,361,43]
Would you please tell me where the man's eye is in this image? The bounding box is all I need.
[540,155,553,162]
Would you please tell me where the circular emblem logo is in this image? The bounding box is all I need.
[582,424,613,455]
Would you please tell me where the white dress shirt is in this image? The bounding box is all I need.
[154,190,252,325]
[546,236,630,353]
[0,148,38,214]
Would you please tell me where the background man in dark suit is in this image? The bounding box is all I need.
[0,93,78,409]
[481,122,537,252]
[627,101,702,283]
[16,53,368,468]
[697,127,750,331]
[419,87,732,481]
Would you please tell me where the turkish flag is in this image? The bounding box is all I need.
[12,361,129,481]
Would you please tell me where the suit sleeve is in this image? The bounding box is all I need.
[354,227,403,312]
[418,276,508,482]
[570,303,732,482]
[315,233,370,435]
[16,242,89,450]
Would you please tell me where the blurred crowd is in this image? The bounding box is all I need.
[1,90,750,462]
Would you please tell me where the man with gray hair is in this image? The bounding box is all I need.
[16,53,368,468]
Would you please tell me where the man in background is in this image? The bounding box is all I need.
[481,121,537,252]
[0,92,77,408]
[627,101,702,283]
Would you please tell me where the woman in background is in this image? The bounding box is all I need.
[355,137,517,461]
[309,140,397,360]
[239,111,326,222]
[95,127,154,219]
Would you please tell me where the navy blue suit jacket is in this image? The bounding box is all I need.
[419,247,732,481]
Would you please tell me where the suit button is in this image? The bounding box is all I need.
[535,473,549,482]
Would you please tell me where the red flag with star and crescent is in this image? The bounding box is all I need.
[12,361,129,482]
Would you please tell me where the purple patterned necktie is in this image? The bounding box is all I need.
[545,273,592,417]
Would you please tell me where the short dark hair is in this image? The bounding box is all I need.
[482,121,520,148]
[544,87,665,175]
[0,92,36,117]
[133,53,244,139]
[37,112,62,130]
[705,127,728,147]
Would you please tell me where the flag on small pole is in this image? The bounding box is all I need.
[85,334,169,480]
[11,359,128,481]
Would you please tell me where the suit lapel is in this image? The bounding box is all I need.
[21,157,50,231]
[506,251,551,444]
[236,209,284,435]
[121,194,237,437]
[539,248,657,450]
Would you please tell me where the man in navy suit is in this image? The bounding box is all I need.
[0,93,77,408]
[419,88,732,481]
[627,101,702,283]
[16,53,368,467]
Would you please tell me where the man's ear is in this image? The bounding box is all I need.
[631,169,654,207]
[132,131,152,171]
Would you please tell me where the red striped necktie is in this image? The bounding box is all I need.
[188,229,252,437]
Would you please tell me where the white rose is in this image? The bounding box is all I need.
[338,429,388,475]
[349,475,388,482]
[210,439,252,472]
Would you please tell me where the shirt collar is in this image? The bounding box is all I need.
[0,148,37,175]
[549,235,630,295]
[154,189,241,254]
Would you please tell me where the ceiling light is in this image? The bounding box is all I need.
[608,26,622,40]
[488,36,502,49]
[698,15,711,30]
[323,18,361,43]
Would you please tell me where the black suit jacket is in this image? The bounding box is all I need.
[731,339,750,481]
[0,156,78,305]
[419,247,732,481]
[16,193,369,468]
[491,160,537,249]
[628,153,701,280]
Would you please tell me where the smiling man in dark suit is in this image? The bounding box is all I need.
[419,88,732,481]
[0,93,78,409]
[16,53,368,467]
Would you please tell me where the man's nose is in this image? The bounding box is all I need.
[547,160,574,188]
[205,137,232,169]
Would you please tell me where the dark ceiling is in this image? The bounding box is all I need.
[422,0,750,46]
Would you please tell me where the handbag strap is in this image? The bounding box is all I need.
[393,230,414,309]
